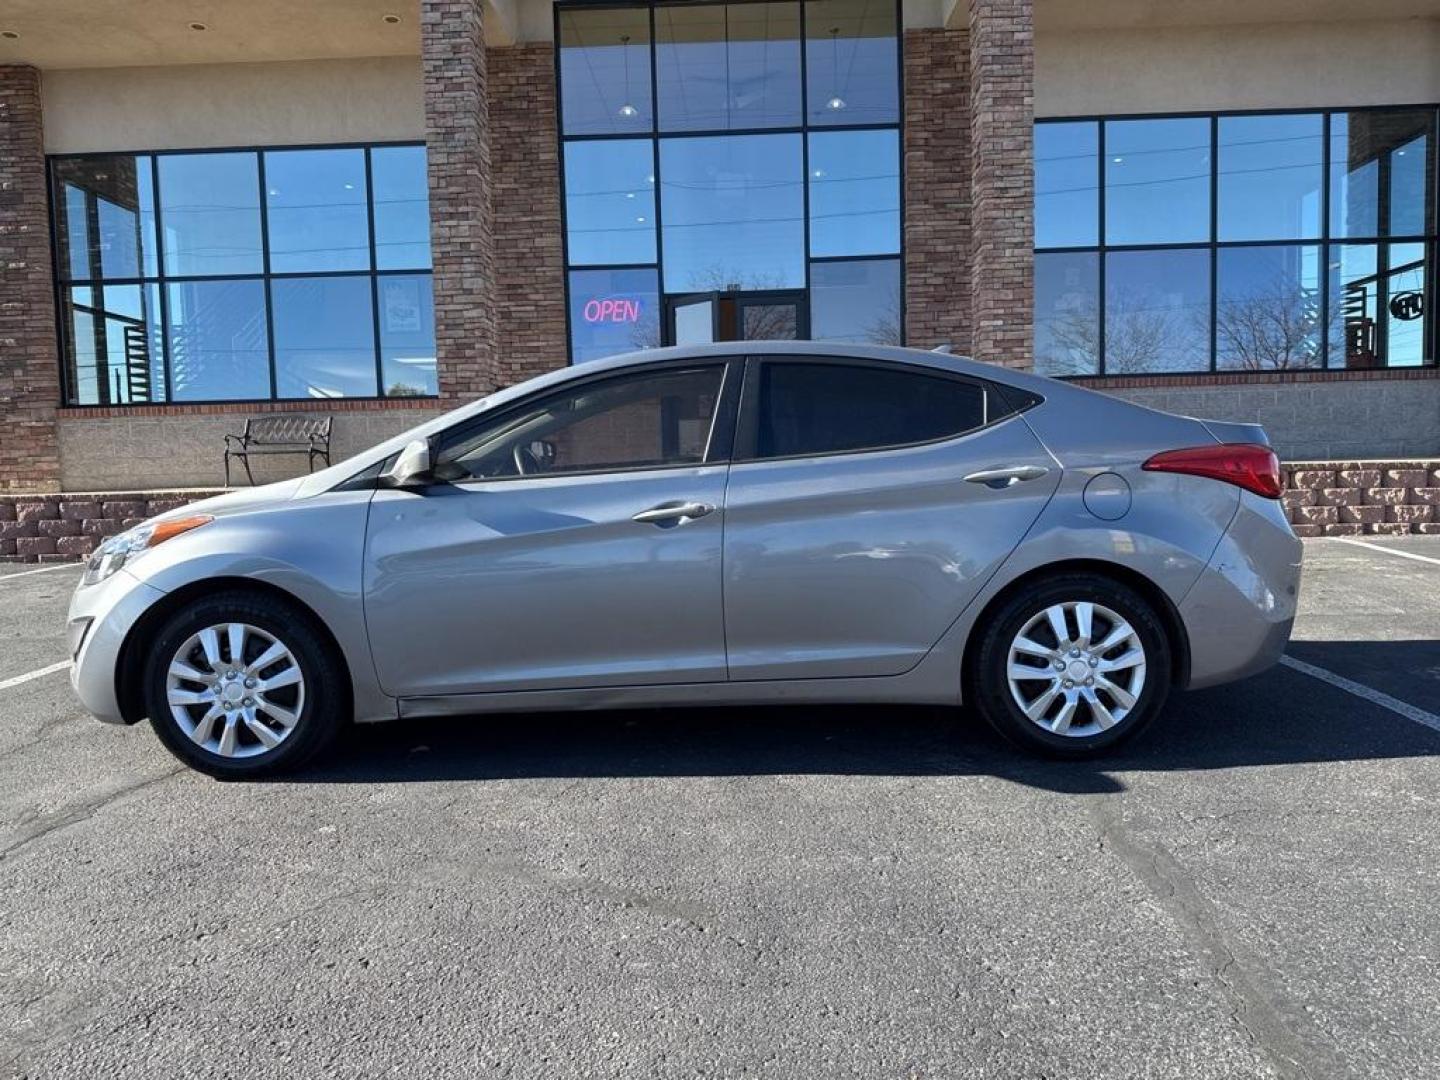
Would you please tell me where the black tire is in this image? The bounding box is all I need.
[967,572,1173,758]
[143,589,348,778]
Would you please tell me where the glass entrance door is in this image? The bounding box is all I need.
[665,290,806,345]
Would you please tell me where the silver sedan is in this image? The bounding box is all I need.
[67,343,1302,776]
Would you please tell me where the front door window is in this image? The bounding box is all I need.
[665,290,806,345]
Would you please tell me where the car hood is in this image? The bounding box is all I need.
[158,478,307,521]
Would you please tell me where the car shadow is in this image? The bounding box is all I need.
[285,641,1440,794]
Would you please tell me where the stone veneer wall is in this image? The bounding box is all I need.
[966,0,1033,369]
[903,28,972,352]
[6,462,1437,563]
[489,43,568,386]
[422,0,497,402]
[0,66,62,492]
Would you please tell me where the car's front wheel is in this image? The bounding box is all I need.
[968,573,1173,757]
[143,590,346,778]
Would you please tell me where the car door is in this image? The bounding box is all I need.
[364,359,740,698]
[722,356,1060,681]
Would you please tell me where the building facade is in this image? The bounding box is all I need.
[0,0,1437,495]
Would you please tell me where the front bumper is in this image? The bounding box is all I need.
[67,568,168,725]
[1180,491,1303,690]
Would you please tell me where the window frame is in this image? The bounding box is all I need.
[430,356,746,485]
[47,139,436,407]
[731,354,1031,464]
[1034,104,1440,379]
[554,0,906,365]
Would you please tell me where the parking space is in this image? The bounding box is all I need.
[1,541,1438,1078]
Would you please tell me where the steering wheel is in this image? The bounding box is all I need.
[513,443,542,476]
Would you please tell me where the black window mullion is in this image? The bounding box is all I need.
[1096,121,1106,375]
[1208,115,1218,372]
[364,148,385,398]
[256,151,278,400]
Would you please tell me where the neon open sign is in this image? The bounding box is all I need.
[583,296,643,324]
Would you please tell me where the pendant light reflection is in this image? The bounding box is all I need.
[617,34,638,119]
[826,27,846,112]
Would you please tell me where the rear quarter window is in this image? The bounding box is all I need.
[754,361,1002,459]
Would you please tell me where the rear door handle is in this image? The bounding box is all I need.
[963,465,1050,489]
[631,500,715,526]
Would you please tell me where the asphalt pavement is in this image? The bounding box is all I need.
[1,540,1438,1079]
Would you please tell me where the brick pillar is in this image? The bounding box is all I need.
[422,0,497,402]
[903,29,972,352]
[0,66,62,492]
[489,44,567,387]
[967,0,1033,369]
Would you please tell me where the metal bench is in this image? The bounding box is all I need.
[223,416,333,486]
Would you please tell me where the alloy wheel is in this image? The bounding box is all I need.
[165,622,306,758]
[1005,601,1147,738]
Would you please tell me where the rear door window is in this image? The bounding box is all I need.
[749,360,997,460]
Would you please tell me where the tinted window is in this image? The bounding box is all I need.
[1104,118,1210,245]
[1330,110,1435,239]
[807,129,900,257]
[805,0,898,126]
[264,148,370,272]
[1104,248,1211,373]
[1216,245,1322,370]
[1035,122,1098,249]
[379,274,437,396]
[809,258,900,344]
[559,5,653,136]
[440,365,725,480]
[1035,251,1099,376]
[754,362,987,459]
[655,2,801,132]
[568,266,662,362]
[564,139,657,266]
[1217,113,1322,242]
[159,152,264,276]
[271,276,378,398]
[53,155,160,281]
[165,279,271,401]
[659,133,804,290]
[371,145,432,270]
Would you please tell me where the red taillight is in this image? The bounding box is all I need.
[1142,443,1283,499]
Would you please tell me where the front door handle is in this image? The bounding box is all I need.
[963,465,1050,489]
[631,500,716,526]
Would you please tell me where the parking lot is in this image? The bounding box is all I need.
[1,538,1438,1079]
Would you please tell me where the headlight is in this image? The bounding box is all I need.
[82,514,213,587]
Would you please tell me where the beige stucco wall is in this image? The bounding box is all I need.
[57,409,443,491]
[42,56,425,154]
[1037,18,1440,116]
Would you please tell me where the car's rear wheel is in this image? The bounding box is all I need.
[143,590,346,778]
[968,573,1173,757]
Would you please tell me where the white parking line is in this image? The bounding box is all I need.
[1280,655,1440,735]
[1333,537,1440,568]
[0,660,72,693]
[0,563,83,582]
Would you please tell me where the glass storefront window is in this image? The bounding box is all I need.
[659,133,804,291]
[809,258,900,344]
[1330,110,1435,239]
[165,279,271,401]
[569,267,662,362]
[1035,252,1099,377]
[1218,114,1322,242]
[805,0,897,126]
[1035,122,1097,250]
[1038,106,1438,375]
[159,152,264,277]
[807,129,899,257]
[53,155,160,281]
[371,145,432,270]
[1104,117,1211,245]
[272,277,378,398]
[379,275,438,396]
[655,2,802,132]
[264,148,370,273]
[1104,249,1211,373]
[1216,245,1323,370]
[564,140,657,265]
[559,5,654,136]
[53,143,435,405]
[559,0,904,364]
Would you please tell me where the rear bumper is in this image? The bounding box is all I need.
[1180,492,1303,690]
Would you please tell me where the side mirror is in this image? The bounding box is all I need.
[381,438,434,489]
